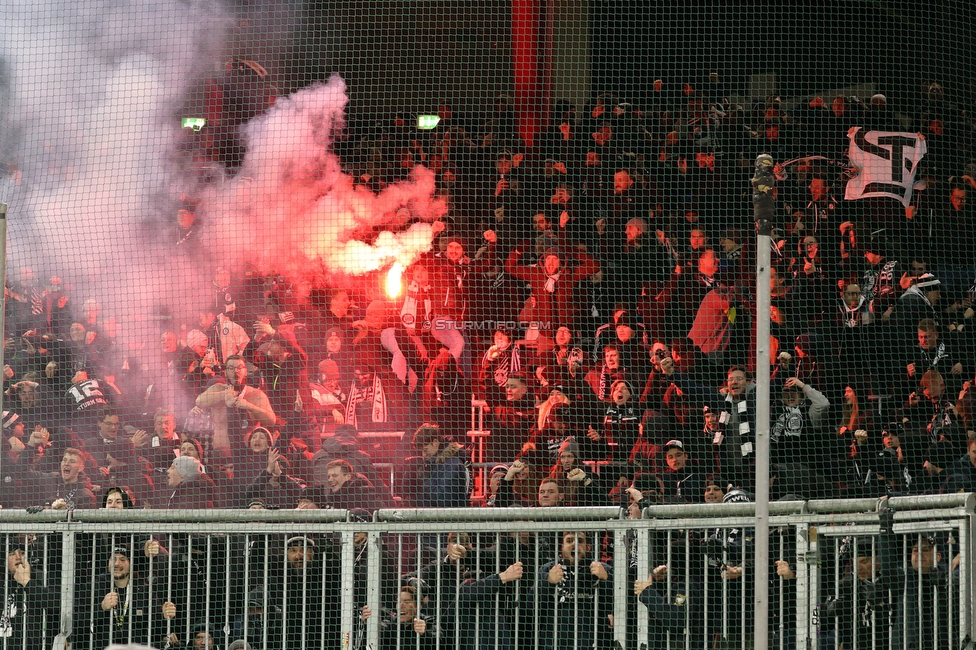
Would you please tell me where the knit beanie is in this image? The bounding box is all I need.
[172,455,202,480]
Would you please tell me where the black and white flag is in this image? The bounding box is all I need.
[845,127,926,207]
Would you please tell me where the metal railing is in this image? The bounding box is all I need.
[0,495,972,650]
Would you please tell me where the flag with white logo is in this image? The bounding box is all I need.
[845,127,926,207]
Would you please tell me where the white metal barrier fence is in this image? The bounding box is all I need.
[0,495,972,650]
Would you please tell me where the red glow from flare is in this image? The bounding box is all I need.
[385,263,404,300]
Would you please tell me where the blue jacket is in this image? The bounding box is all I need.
[415,441,470,509]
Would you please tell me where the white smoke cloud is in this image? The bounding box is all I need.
[0,0,443,346]
[0,0,231,333]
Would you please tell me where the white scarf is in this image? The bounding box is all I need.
[721,394,753,456]
[544,272,561,293]
[344,375,388,426]
[400,281,432,330]
[925,341,948,370]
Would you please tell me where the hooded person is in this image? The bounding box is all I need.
[658,439,706,503]
[492,448,549,508]
[230,586,282,649]
[615,216,670,312]
[306,359,348,442]
[833,281,874,389]
[1,411,34,508]
[243,448,307,510]
[911,439,959,494]
[484,463,511,507]
[769,376,831,468]
[524,387,575,461]
[231,426,280,502]
[181,328,218,397]
[890,273,942,347]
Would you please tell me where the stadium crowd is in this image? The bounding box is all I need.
[2,77,975,650]
[3,79,976,516]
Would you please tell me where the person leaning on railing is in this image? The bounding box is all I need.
[78,544,177,650]
[537,531,613,650]
[2,542,58,650]
[634,564,705,650]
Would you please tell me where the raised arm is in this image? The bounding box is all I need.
[195,382,230,408]
[240,388,277,427]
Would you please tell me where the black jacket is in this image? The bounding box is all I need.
[1,575,57,650]
[326,474,389,512]
[166,474,217,509]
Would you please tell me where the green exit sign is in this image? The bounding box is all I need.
[181,117,207,131]
[416,115,441,130]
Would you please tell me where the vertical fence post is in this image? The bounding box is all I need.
[751,154,776,650]
[0,203,6,487]
[964,515,974,645]
[366,530,382,650]
[340,528,356,649]
[612,528,628,648]
[635,526,649,649]
[794,525,811,650]
[54,530,75,650]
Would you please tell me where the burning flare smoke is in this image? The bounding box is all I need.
[202,75,447,282]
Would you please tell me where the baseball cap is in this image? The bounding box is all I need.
[915,273,941,290]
